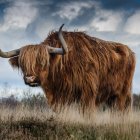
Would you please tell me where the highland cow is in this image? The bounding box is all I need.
[0,24,136,112]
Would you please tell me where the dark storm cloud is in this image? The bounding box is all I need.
[99,0,140,10]
[1,0,140,14]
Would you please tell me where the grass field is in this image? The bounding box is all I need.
[1,104,140,140]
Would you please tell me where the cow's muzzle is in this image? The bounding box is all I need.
[24,76,40,87]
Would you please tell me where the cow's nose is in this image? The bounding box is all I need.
[24,76,36,83]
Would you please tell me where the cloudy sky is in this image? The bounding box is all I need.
[0,0,140,96]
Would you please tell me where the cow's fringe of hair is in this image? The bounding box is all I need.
[19,45,50,75]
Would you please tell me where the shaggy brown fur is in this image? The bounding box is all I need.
[9,31,136,112]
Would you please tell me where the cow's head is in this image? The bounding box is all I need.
[0,24,68,87]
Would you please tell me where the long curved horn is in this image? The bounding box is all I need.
[58,24,68,54]
[48,24,68,55]
[0,49,20,58]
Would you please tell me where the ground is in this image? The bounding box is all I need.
[1,105,140,140]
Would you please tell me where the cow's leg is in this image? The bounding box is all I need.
[106,94,117,109]
[116,69,134,111]
[116,95,131,111]
[124,94,132,111]
[108,89,132,112]
[80,93,96,115]
[106,92,132,112]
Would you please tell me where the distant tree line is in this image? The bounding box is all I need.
[0,93,48,109]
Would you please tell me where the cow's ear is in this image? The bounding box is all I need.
[9,56,19,68]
